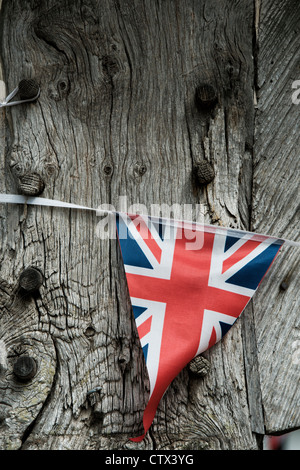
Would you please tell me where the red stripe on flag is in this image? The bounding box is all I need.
[222,238,261,274]
[137,316,152,340]
[130,216,162,263]
[128,228,253,442]
[208,327,217,349]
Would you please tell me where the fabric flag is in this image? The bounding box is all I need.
[116,213,284,442]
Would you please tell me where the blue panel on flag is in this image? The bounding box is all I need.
[132,305,148,320]
[225,235,241,252]
[226,242,280,290]
[219,321,234,338]
[117,217,153,269]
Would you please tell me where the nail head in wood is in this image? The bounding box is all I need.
[18,172,45,196]
[194,161,215,185]
[18,79,40,101]
[19,267,44,294]
[188,355,210,377]
[84,326,96,338]
[13,356,37,382]
[195,84,217,109]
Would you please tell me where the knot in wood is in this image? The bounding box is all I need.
[87,387,102,406]
[280,280,289,291]
[18,79,40,100]
[195,84,217,110]
[138,165,147,176]
[102,55,119,78]
[118,353,130,373]
[194,161,215,185]
[18,172,45,196]
[188,355,210,377]
[13,356,37,382]
[103,164,113,176]
[19,267,44,293]
[134,163,147,177]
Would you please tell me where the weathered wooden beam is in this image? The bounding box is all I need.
[251,0,300,435]
[0,0,297,451]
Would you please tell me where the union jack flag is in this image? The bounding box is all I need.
[116,214,284,442]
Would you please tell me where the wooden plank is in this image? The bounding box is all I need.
[252,0,300,434]
[0,0,261,449]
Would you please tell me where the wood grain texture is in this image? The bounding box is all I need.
[251,0,300,434]
[0,0,296,450]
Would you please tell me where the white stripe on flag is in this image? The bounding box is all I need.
[0,193,299,247]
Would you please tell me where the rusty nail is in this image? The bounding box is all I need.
[18,79,40,101]
[188,355,210,377]
[18,172,45,196]
[194,161,215,186]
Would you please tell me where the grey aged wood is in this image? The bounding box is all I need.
[251,0,300,435]
[0,0,298,450]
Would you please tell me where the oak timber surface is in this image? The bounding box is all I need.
[0,0,297,450]
[251,0,300,434]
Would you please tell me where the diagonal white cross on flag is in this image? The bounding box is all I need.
[116,213,285,441]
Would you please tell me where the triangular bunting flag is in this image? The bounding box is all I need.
[116,214,284,442]
[0,194,297,442]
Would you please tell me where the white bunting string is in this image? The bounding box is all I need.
[0,86,40,108]
[0,193,98,212]
[0,193,299,247]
